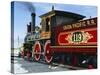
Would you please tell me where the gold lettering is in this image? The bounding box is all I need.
[72,23,81,28]
[63,25,72,30]
[91,19,96,25]
[87,20,91,25]
[63,18,96,30]
[81,21,86,26]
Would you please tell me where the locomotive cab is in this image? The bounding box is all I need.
[39,9,85,40]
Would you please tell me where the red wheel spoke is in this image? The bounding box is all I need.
[33,41,41,61]
[44,40,53,63]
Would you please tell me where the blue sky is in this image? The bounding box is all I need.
[13,1,97,48]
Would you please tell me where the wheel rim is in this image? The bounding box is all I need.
[34,41,41,61]
[44,40,53,63]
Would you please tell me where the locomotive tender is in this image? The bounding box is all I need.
[21,8,97,69]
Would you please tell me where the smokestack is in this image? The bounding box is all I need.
[31,13,35,33]
[27,23,31,33]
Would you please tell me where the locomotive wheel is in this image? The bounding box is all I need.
[44,40,53,63]
[33,41,41,61]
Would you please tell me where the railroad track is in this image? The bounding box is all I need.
[22,56,86,70]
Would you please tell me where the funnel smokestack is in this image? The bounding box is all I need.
[27,22,31,33]
[31,13,35,33]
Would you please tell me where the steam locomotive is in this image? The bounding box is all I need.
[20,8,97,69]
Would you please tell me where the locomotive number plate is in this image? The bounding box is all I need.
[58,29,96,45]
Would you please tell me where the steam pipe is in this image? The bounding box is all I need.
[31,13,35,33]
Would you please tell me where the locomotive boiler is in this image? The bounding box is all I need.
[21,8,97,69]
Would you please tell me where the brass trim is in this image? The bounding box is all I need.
[51,45,97,48]
[58,28,97,45]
